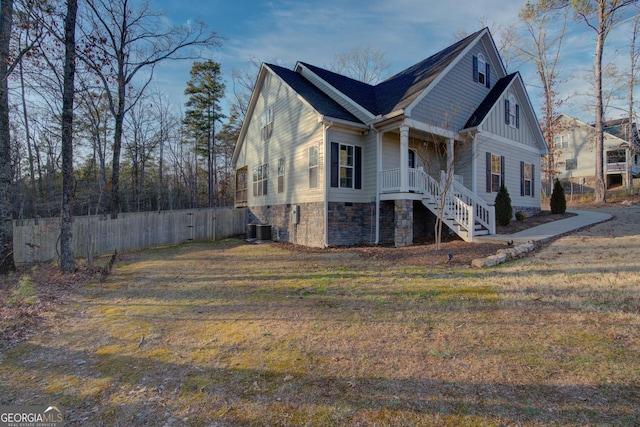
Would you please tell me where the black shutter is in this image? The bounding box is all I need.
[486,152,492,193]
[355,146,362,189]
[485,63,491,88]
[331,142,339,188]
[515,104,520,128]
[500,156,506,188]
[520,161,525,196]
[473,55,478,82]
[504,99,510,125]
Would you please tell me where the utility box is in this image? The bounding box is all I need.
[291,205,300,224]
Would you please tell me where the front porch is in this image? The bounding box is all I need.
[380,168,496,243]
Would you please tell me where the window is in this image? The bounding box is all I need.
[331,142,361,189]
[261,107,273,141]
[473,53,491,88]
[308,146,318,188]
[565,158,577,171]
[554,135,568,150]
[521,162,534,197]
[339,144,354,188]
[277,157,285,193]
[486,152,505,193]
[252,163,268,197]
[505,95,519,128]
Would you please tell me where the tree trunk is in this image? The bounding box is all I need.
[0,0,16,273]
[593,6,606,203]
[110,91,125,219]
[60,0,78,273]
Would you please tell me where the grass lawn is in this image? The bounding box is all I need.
[1,232,639,426]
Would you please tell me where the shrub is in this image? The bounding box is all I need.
[550,179,567,214]
[495,184,513,226]
[515,211,527,221]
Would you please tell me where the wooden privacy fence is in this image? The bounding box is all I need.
[13,207,248,265]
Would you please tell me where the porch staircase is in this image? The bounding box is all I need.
[418,171,495,242]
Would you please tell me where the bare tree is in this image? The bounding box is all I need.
[514,2,568,193]
[570,0,638,202]
[329,44,391,84]
[626,12,640,189]
[78,0,221,219]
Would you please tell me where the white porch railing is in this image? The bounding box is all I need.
[380,168,495,240]
[606,162,627,172]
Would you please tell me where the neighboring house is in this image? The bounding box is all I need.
[553,114,640,189]
[232,28,547,248]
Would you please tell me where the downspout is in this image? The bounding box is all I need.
[372,125,381,245]
[324,121,333,247]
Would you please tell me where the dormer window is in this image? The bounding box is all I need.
[473,53,490,88]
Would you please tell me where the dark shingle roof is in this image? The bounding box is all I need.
[298,29,484,116]
[267,63,363,124]
[374,30,483,114]
[463,73,518,129]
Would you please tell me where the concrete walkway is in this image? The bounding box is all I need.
[475,210,613,245]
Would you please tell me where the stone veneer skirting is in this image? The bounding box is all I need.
[249,202,325,248]
[249,199,439,248]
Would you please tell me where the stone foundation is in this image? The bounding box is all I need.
[249,202,325,247]
[327,202,376,246]
[394,199,413,247]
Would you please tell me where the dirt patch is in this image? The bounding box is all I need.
[0,264,102,352]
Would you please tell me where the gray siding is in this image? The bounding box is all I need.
[475,133,542,210]
[411,45,495,131]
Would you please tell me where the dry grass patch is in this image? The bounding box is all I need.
[1,217,639,426]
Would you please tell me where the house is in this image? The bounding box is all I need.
[553,114,640,189]
[232,28,548,248]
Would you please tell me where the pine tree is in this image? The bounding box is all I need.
[550,179,566,214]
[183,60,226,207]
[495,184,513,226]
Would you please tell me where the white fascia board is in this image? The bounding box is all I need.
[477,129,548,155]
[403,118,458,140]
[232,64,270,167]
[405,29,491,117]
[318,115,370,131]
[512,73,548,153]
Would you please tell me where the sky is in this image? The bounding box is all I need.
[151,0,638,124]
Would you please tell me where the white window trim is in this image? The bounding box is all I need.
[339,143,355,189]
[508,94,518,128]
[491,154,502,192]
[308,145,318,189]
[277,157,285,194]
[261,107,273,141]
[523,162,532,196]
[477,53,486,85]
[253,163,268,197]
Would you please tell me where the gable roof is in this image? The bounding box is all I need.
[298,29,485,118]
[375,29,484,115]
[267,64,363,124]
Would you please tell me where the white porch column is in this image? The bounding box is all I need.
[400,125,409,192]
[447,137,455,178]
